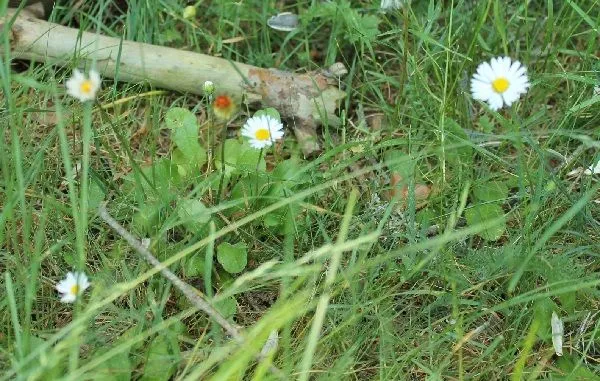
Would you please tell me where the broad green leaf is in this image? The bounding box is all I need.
[416,208,436,233]
[216,242,247,274]
[533,298,557,341]
[183,253,206,278]
[478,115,494,133]
[254,108,281,121]
[465,203,506,241]
[263,212,282,228]
[473,181,509,203]
[159,28,183,44]
[165,107,206,165]
[261,201,301,232]
[140,336,177,381]
[229,174,270,213]
[95,352,131,381]
[171,148,197,178]
[139,159,181,196]
[215,138,243,175]
[87,181,105,211]
[237,146,266,173]
[272,158,309,184]
[133,202,162,234]
[178,199,211,233]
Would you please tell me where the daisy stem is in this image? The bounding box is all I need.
[255,148,264,196]
[216,121,228,204]
[79,102,92,268]
[206,94,214,180]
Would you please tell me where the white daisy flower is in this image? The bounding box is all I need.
[471,56,530,111]
[65,69,101,102]
[56,271,90,303]
[241,114,284,149]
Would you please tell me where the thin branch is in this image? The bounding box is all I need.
[98,204,287,379]
[98,204,243,342]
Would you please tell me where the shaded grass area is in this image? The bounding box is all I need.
[1,0,600,379]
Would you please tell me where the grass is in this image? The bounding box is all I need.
[1,0,600,379]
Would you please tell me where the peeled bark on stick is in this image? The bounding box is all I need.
[2,10,346,156]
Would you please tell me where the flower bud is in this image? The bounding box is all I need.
[203,80,215,96]
[183,5,196,20]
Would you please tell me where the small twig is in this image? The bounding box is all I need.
[98,204,287,379]
[216,116,239,204]
[98,204,242,341]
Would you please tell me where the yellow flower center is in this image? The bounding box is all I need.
[255,129,270,141]
[80,80,93,94]
[70,285,80,295]
[492,77,510,93]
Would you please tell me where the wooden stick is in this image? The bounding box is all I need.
[2,10,345,156]
[98,204,286,378]
[97,204,243,342]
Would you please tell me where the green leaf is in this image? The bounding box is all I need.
[171,148,195,178]
[139,159,181,196]
[215,295,237,318]
[159,28,183,44]
[183,254,206,278]
[272,158,309,185]
[165,107,206,165]
[178,199,211,232]
[95,352,131,381]
[87,181,105,211]
[229,173,270,212]
[133,202,162,234]
[473,181,509,203]
[237,146,266,173]
[465,203,506,241]
[263,212,282,228]
[347,14,380,44]
[254,108,281,121]
[215,138,243,175]
[216,242,247,274]
[533,298,557,341]
[479,115,494,133]
[62,251,77,267]
[140,336,177,381]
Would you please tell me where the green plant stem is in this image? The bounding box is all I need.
[216,122,228,204]
[255,148,264,196]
